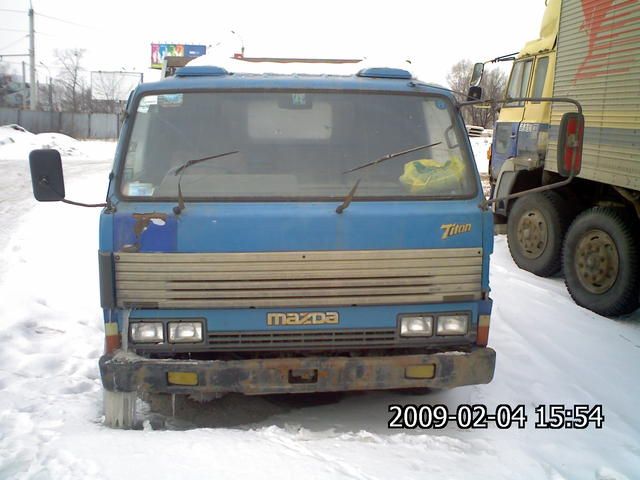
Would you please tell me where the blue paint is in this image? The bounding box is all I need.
[491,121,549,180]
[99,212,114,251]
[491,121,519,180]
[481,209,494,292]
[130,302,480,332]
[356,67,412,79]
[477,298,492,316]
[517,123,548,160]
[101,71,494,342]
[107,199,482,253]
[113,213,177,252]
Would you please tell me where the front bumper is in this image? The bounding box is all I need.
[99,347,496,395]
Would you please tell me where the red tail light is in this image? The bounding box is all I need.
[557,112,584,177]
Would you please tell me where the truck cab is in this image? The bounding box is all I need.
[29,61,496,428]
[490,0,559,186]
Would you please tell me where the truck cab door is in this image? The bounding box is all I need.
[516,53,555,169]
[491,58,533,180]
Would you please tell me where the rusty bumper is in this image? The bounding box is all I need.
[99,348,496,395]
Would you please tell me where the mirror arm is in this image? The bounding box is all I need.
[479,174,575,210]
[61,198,108,208]
[460,96,583,114]
[480,125,581,210]
[485,52,519,64]
[38,177,108,208]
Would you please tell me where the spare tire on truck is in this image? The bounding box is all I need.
[562,207,639,317]
[507,191,572,277]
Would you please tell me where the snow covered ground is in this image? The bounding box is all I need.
[0,129,639,479]
[469,136,491,175]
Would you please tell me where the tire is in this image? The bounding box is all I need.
[562,207,640,316]
[104,390,137,429]
[507,191,572,277]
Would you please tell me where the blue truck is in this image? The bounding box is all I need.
[30,61,501,428]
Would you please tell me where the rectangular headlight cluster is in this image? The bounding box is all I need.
[130,322,164,343]
[399,313,469,337]
[168,322,203,344]
[129,321,204,344]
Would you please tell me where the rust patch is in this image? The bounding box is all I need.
[120,213,168,253]
[133,213,168,238]
[100,349,496,395]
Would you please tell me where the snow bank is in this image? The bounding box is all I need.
[0,125,116,161]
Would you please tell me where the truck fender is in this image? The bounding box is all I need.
[493,158,543,218]
[493,158,518,218]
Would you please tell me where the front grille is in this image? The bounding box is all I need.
[208,329,397,351]
[115,248,483,309]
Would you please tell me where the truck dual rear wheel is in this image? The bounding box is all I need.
[563,207,639,317]
[507,191,571,277]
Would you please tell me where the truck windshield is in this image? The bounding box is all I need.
[120,91,476,200]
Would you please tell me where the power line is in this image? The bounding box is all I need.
[0,28,28,33]
[0,8,26,14]
[0,35,28,52]
[35,12,95,29]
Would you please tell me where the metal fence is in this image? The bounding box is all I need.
[0,108,121,139]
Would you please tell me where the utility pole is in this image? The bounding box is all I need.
[21,61,27,109]
[29,3,38,110]
[40,61,54,112]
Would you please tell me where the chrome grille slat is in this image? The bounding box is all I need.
[115,248,483,308]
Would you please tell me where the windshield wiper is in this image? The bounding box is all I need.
[335,142,442,214]
[342,142,441,175]
[335,179,361,214]
[173,150,239,215]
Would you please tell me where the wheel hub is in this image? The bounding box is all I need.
[516,208,548,259]
[574,229,619,294]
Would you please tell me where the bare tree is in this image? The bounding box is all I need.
[55,48,87,112]
[447,59,507,128]
[91,72,123,113]
[0,62,11,107]
[90,71,126,113]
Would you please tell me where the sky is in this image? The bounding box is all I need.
[0,0,547,87]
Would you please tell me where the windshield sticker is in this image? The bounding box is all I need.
[435,99,447,110]
[137,96,158,113]
[159,94,184,107]
[127,182,155,196]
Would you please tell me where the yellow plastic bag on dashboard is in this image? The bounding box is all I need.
[399,156,466,194]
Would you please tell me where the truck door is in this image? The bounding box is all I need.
[517,54,554,168]
[491,58,533,180]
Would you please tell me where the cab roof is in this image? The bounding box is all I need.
[134,65,455,99]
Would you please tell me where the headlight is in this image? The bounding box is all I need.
[130,322,164,343]
[168,321,203,343]
[436,314,469,336]
[400,315,434,337]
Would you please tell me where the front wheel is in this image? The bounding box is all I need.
[507,191,571,277]
[104,390,137,429]
[563,207,639,316]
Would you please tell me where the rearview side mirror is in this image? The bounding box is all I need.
[556,112,584,177]
[470,62,484,87]
[29,149,66,201]
[467,85,482,101]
